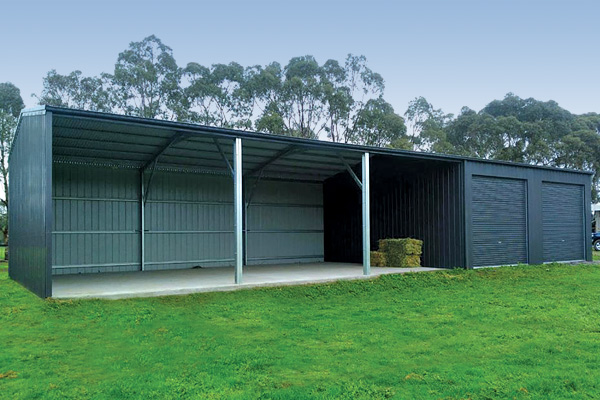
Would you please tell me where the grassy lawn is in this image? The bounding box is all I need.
[2,264,600,399]
[593,250,600,262]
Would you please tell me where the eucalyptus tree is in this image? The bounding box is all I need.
[106,35,183,120]
[184,62,253,129]
[0,82,25,244]
[405,96,451,150]
[352,97,409,148]
[36,70,113,112]
[321,55,384,143]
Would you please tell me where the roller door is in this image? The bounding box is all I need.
[472,176,528,267]
[542,182,584,262]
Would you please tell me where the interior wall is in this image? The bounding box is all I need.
[52,164,140,274]
[324,156,464,268]
[144,171,234,270]
[52,164,323,274]
[246,179,324,264]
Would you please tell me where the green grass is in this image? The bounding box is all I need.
[593,250,600,261]
[2,264,600,399]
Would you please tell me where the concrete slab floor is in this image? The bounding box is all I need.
[52,263,441,300]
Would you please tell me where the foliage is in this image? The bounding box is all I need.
[107,35,183,120]
[184,61,252,129]
[36,70,113,112]
[413,93,600,199]
[37,37,408,146]
[0,82,25,244]
[2,263,600,398]
[352,98,408,148]
[33,35,600,194]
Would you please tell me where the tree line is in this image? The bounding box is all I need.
[36,35,408,148]
[1,34,599,211]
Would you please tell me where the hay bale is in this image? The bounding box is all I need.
[370,251,387,267]
[378,238,423,267]
[384,254,421,268]
[398,255,421,268]
[378,238,423,256]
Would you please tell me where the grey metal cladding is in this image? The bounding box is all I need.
[246,180,324,264]
[144,171,234,270]
[9,111,53,297]
[542,182,585,262]
[471,176,528,267]
[52,164,140,274]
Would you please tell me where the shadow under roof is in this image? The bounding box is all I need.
[17,105,591,182]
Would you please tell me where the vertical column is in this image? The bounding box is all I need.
[234,138,243,283]
[140,170,145,271]
[362,152,371,275]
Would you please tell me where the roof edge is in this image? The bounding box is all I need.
[42,105,594,176]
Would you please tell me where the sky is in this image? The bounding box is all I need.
[1,0,599,117]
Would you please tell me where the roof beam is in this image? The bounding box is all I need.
[213,138,234,177]
[141,132,188,172]
[244,145,299,177]
[338,154,362,190]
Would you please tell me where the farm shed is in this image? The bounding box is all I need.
[9,106,592,298]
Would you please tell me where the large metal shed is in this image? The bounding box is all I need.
[9,106,592,298]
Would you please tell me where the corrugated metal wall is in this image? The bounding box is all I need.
[144,171,234,270]
[52,164,140,274]
[52,164,323,274]
[324,156,464,268]
[247,180,323,264]
[9,111,53,297]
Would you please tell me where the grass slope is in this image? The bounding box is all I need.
[1,264,600,399]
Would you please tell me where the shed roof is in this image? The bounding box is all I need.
[15,105,594,181]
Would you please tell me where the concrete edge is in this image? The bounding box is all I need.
[51,268,438,300]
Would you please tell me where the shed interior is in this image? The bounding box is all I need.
[50,113,464,277]
[51,114,362,275]
[324,156,464,268]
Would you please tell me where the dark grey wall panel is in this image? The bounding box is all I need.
[9,111,53,297]
[464,160,592,266]
[52,164,140,274]
[471,176,528,267]
[52,165,324,273]
[324,156,464,268]
[144,172,234,270]
[246,180,324,264]
[542,182,585,262]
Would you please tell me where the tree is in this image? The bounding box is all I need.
[107,35,183,120]
[404,97,451,150]
[0,82,25,245]
[36,70,114,112]
[321,55,384,143]
[184,62,253,128]
[352,98,409,148]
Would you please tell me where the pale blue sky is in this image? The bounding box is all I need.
[1,0,598,116]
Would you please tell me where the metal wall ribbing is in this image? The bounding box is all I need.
[51,164,324,273]
[246,180,324,264]
[324,156,464,268]
[52,164,140,274]
[9,111,53,296]
[144,171,235,270]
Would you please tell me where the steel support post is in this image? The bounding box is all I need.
[362,152,371,275]
[234,138,244,283]
[140,170,145,271]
